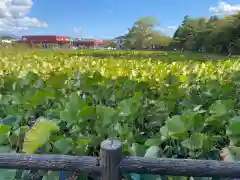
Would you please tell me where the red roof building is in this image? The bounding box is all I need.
[17,35,104,47]
[21,35,70,43]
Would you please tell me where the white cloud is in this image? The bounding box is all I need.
[209,1,240,15]
[73,27,82,34]
[167,25,178,30]
[0,0,48,33]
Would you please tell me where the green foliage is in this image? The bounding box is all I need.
[172,13,240,54]
[23,118,59,154]
[0,50,239,179]
[119,16,171,49]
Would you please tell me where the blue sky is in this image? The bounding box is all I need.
[1,0,240,39]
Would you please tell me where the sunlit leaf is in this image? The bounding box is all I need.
[23,117,59,154]
[0,125,10,145]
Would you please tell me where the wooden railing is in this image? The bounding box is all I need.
[0,139,240,180]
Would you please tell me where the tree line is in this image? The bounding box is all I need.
[106,13,240,55]
[172,13,240,55]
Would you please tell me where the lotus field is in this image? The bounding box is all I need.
[1,49,240,179]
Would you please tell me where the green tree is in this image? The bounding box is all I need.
[123,16,160,49]
[151,31,172,48]
[172,12,240,54]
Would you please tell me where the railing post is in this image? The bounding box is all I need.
[100,139,122,180]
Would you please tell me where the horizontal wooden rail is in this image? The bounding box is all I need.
[0,154,239,178]
[0,154,100,173]
[0,140,239,179]
[121,157,240,178]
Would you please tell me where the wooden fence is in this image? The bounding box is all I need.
[0,139,240,180]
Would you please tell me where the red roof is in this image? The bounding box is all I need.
[22,35,69,42]
[19,35,104,45]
